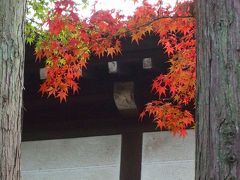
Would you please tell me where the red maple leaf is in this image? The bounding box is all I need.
[180,129,187,137]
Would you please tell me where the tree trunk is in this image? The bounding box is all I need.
[0,0,26,179]
[196,0,240,179]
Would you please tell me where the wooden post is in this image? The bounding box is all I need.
[120,132,143,180]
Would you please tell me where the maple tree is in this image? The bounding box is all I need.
[30,0,196,136]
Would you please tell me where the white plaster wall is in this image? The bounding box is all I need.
[21,135,121,180]
[141,130,195,180]
[21,130,195,180]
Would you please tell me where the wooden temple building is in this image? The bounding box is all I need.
[21,35,195,180]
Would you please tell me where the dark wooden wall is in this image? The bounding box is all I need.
[22,35,169,141]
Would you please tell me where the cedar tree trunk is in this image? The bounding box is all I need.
[196,0,240,179]
[0,0,26,179]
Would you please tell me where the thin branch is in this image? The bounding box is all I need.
[130,15,194,32]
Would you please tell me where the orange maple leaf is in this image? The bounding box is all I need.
[131,33,142,44]
[144,25,153,34]
[107,47,115,58]
[57,91,67,103]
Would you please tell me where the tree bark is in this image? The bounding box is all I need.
[0,0,26,179]
[196,0,240,179]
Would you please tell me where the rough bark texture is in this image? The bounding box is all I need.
[0,0,26,179]
[196,0,240,179]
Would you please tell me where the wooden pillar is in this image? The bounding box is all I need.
[120,132,143,180]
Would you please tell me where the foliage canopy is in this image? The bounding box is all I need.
[27,0,195,136]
